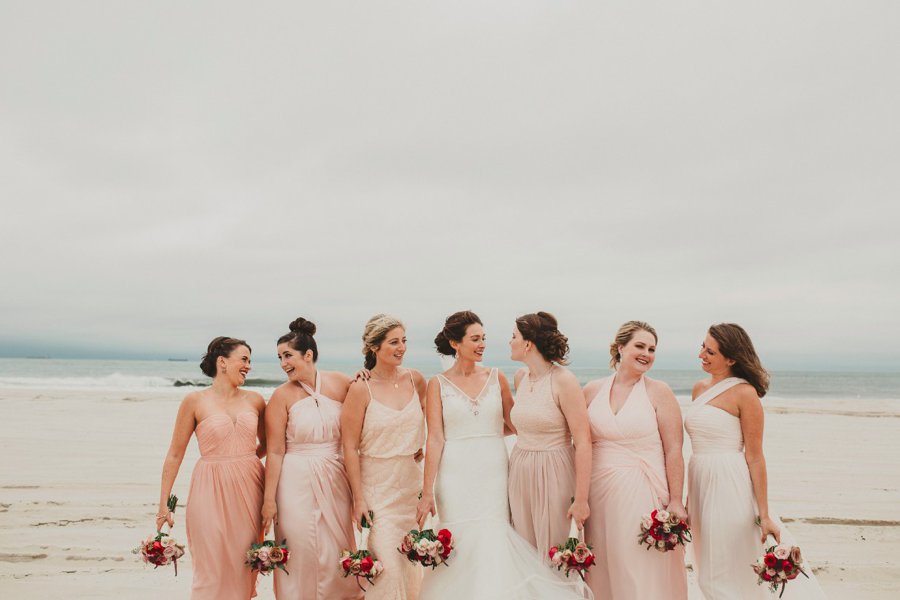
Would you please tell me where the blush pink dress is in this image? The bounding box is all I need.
[274,373,363,600]
[508,367,577,560]
[186,410,265,600]
[584,375,687,600]
[359,373,426,600]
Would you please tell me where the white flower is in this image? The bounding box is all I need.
[257,547,270,562]
[163,546,176,558]
[656,510,670,523]
[774,546,790,560]
[641,517,654,530]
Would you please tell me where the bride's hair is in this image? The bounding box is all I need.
[434,311,482,356]
[609,321,657,369]
[362,314,405,369]
[708,323,769,397]
[200,336,250,377]
[278,317,318,362]
[515,312,569,365]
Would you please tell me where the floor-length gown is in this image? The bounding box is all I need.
[359,373,425,600]
[508,367,577,561]
[186,411,264,600]
[685,377,826,600]
[584,375,687,600]
[274,373,363,600]
[421,369,590,600]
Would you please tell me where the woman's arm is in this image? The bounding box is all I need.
[253,392,267,459]
[416,377,445,528]
[738,387,780,543]
[651,380,687,521]
[341,382,370,530]
[156,393,197,531]
[498,371,516,435]
[261,389,287,535]
[556,369,592,528]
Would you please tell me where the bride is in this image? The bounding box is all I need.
[416,311,590,599]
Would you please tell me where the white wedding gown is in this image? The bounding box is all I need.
[420,368,591,600]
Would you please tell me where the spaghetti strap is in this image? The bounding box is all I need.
[406,368,415,387]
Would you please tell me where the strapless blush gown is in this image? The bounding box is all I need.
[186,411,264,600]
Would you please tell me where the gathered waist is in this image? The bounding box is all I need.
[198,451,258,463]
[445,433,504,442]
[690,447,744,457]
[285,441,341,457]
[592,439,663,469]
[512,440,572,453]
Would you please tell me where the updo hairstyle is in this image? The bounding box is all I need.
[278,317,318,362]
[609,321,657,369]
[362,314,405,370]
[200,336,251,377]
[434,311,483,356]
[515,311,570,365]
[708,323,770,398]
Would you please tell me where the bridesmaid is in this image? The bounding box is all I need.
[582,321,687,599]
[341,314,426,600]
[262,317,363,600]
[156,336,266,600]
[685,323,780,598]
[507,312,592,557]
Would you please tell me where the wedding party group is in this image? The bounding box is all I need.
[153,311,826,600]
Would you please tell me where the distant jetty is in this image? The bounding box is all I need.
[26,355,50,359]
[167,358,189,362]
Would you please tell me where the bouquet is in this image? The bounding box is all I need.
[398,524,454,568]
[548,519,595,580]
[638,508,691,552]
[246,539,290,575]
[339,511,384,591]
[133,494,186,575]
[752,543,808,597]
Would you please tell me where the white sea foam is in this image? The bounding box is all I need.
[0,373,176,392]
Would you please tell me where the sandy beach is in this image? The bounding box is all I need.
[1,387,898,599]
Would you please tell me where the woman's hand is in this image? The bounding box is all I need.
[261,499,277,536]
[416,493,437,529]
[665,500,688,523]
[353,500,372,531]
[758,515,781,544]
[155,510,174,533]
[351,369,371,383]
[566,499,590,529]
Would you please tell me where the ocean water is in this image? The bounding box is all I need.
[0,358,897,401]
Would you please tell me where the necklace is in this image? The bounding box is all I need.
[527,365,553,392]
[371,369,402,389]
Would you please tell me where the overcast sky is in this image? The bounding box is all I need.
[1,2,898,370]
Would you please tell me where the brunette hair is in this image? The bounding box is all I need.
[361,314,405,370]
[434,311,483,356]
[200,336,251,377]
[708,323,769,397]
[609,321,657,369]
[277,317,318,362]
[515,311,569,365]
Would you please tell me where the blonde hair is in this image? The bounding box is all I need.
[609,320,658,369]
[362,314,405,369]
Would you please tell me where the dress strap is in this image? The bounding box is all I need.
[297,370,320,399]
[692,377,748,409]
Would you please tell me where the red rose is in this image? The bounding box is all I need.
[441,544,452,559]
[649,529,662,540]
[583,554,595,568]
[152,541,163,551]
[341,557,353,572]
[281,549,290,563]
[761,572,772,582]
[548,546,558,559]
[359,556,374,572]
[764,554,777,567]
[567,554,580,567]
[782,560,793,572]
[437,529,452,545]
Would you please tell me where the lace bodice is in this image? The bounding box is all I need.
[437,368,503,440]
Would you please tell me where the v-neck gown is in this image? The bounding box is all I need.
[584,375,687,600]
[186,411,265,600]
[359,377,426,600]
[274,374,362,600]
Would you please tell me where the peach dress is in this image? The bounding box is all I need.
[508,367,577,560]
[584,375,687,600]
[186,411,264,600]
[274,373,363,600]
[359,373,425,600]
